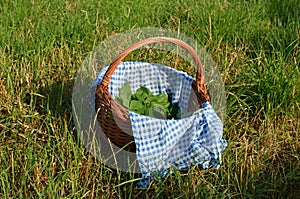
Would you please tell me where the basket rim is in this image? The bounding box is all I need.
[99,61,207,121]
[97,37,209,102]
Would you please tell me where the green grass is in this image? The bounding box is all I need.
[1,0,299,198]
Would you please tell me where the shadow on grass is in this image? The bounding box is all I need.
[37,80,74,117]
[23,79,78,141]
[266,0,300,27]
[257,153,300,198]
[35,78,144,185]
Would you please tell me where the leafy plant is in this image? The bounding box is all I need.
[115,81,132,109]
[115,82,181,119]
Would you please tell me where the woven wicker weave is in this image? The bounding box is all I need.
[95,37,210,152]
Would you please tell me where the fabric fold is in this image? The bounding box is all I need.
[131,102,227,187]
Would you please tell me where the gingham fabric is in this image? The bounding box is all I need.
[90,62,193,112]
[90,62,227,188]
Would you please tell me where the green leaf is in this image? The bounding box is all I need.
[134,86,152,101]
[156,94,169,103]
[129,100,146,115]
[116,84,181,119]
[118,81,132,108]
[160,101,170,109]
[149,104,168,119]
[148,94,168,104]
[169,102,181,119]
[114,96,123,105]
[145,94,169,108]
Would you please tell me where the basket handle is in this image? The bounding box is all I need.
[99,37,209,99]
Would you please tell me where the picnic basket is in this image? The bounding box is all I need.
[95,37,210,152]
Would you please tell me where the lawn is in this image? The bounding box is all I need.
[0,0,299,198]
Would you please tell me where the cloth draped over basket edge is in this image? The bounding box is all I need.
[89,61,227,187]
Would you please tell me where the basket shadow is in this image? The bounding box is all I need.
[266,0,300,26]
[38,80,74,117]
[30,79,79,141]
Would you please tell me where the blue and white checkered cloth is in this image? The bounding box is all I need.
[90,62,227,188]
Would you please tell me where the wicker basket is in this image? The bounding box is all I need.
[95,37,210,152]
